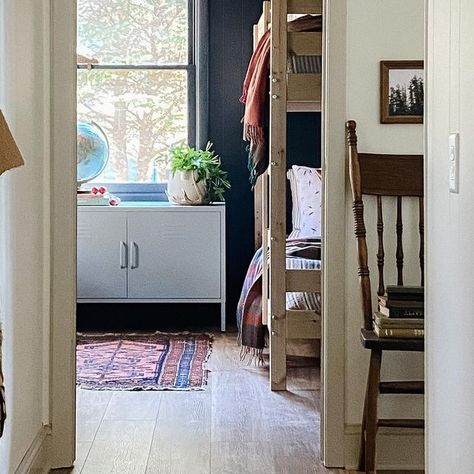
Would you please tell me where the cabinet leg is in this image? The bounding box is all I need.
[221,302,226,332]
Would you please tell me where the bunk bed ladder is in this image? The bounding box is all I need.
[263,0,323,391]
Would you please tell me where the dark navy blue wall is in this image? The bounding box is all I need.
[208,0,260,323]
[208,0,321,323]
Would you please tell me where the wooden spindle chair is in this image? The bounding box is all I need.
[346,120,424,474]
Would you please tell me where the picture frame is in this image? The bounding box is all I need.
[380,60,424,124]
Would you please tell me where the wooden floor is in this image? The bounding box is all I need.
[57,331,421,474]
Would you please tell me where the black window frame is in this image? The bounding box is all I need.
[77,0,208,201]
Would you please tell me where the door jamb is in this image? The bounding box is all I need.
[321,0,347,467]
[49,0,77,468]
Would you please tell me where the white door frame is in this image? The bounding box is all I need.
[48,0,349,468]
[320,0,347,467]
[49,0,77,468]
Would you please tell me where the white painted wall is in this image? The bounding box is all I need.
[0,1,51,471]
[426,0,474,471]
[342,0,425,467]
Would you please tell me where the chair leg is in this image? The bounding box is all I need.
[365,349,382,474]
[358,379,369,472]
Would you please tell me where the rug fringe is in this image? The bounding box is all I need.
[76,383,211,392]
[77,330,215,339]
[239,345,264,366]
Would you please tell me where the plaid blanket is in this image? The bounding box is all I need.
[237,240,321,362]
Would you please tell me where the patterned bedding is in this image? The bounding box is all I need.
[237,240,321,358]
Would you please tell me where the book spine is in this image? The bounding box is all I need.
[387,308,424,318]
[374,315,424,329]
[375,327,424,338]
[77,200,110,206]
[386,286,423,295]
[385,293,424,302]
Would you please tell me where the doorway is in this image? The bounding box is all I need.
[48,0,347,470]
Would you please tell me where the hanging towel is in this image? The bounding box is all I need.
[240,15,323,187]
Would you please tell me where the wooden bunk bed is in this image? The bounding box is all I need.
[254,0,323,391]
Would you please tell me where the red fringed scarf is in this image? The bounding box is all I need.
[240,31,271,187]
[240,15,323,187]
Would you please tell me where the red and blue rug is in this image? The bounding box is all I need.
[76,332,212,391]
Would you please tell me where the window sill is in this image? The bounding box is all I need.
[82,183,168,202]
[113,192,168,202]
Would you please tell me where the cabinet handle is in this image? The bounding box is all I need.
[119,241,128,269]
[130,241,139,269]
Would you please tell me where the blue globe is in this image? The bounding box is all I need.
[77,121,109,185]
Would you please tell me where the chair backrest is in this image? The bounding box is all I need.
[346,120,424,330]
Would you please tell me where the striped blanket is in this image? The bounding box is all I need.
[237,240,321,362]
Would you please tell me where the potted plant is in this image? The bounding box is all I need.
[166,142,231,205]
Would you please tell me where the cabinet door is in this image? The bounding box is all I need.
[128,211,221,299]
[77,211,128,299]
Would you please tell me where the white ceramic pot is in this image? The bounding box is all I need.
[166,170,210,205]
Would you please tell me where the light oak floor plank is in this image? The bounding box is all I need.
[81,419,155,474]
[104,391,162,421]
[76,389,112,443]
[75,441,92,472]
[145,390,211,474]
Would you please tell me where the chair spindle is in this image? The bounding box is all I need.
[396,196,404,285]
[376,196,385,296]
[419,197,424,286]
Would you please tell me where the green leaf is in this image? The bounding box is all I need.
[168,142,231,202]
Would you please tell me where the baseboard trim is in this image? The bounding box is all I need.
[15,424,51,474]
[344,423,424,471]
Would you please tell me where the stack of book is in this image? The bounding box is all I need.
[77,192,111,206]
[77,186,121,206]
[374,285,424,338]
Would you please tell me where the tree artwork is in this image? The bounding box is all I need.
[77,0,189,183]
[389,74,424,117]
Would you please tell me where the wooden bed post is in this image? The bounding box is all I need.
[254,177,263,249]
[261,171,270,326]
[269,0,288,391]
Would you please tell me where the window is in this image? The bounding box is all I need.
[77,0,200,187]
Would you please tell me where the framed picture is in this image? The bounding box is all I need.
[380,60,424,124]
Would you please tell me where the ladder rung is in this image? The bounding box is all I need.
[379,381,424,395]
[378,419,424,429]
[288,0,322,15]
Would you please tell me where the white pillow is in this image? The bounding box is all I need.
[287,165,322,239]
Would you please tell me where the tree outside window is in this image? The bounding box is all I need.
[77,0,192,184]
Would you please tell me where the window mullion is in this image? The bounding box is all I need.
[187,66,196,147]
[77,64,192,71]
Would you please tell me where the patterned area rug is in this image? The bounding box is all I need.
[76,332,212,391]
